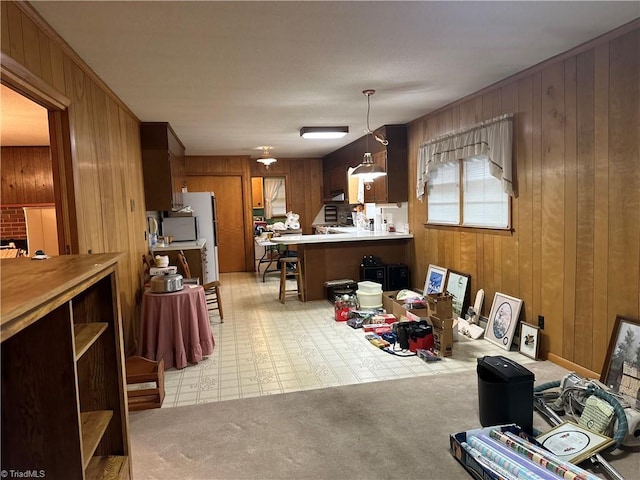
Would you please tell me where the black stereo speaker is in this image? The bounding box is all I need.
[386,263,410,291]
[360,265,386,289]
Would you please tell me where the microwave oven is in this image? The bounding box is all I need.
[162,216,198,242]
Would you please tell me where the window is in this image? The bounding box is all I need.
[427,155,509,229]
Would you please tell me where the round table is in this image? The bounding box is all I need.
[138,285,215,369]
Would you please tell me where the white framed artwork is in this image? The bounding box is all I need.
[484,292,523,350]
[423,264,448,295]
[519,322,540,359]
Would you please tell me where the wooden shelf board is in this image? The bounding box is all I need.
[81,410,114,469]
[85,455,129,480]
[74,323,108,361]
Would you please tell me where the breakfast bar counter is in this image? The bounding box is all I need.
[271,230,413,301]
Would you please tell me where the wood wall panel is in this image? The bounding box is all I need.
[2,2,147,354]
[184,156,322,271]
[407,22,639,374]
[1,147,53,205]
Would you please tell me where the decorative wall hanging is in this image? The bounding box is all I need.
[484,292,523,350]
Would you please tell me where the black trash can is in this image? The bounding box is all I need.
[477,356,535,434]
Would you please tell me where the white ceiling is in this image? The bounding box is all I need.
[18,1,640,158]
[0,84,50,146]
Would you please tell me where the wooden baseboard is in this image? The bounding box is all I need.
[545,352,600,380]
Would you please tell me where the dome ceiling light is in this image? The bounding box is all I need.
[257,145,277,168]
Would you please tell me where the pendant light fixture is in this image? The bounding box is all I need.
[257,146,277,169]
[351,89,387,183]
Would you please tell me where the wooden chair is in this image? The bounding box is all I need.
[142,252,154,288]
[177,250,224,322]
[125,356,165,411]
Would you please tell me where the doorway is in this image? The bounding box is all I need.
[0,85,60,255]
[185,175,246,273]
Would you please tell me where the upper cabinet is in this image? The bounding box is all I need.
[251,177,264,208]
[323,125,407,204]
[141,122,185,211]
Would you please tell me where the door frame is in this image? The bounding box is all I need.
[1,52,78,254]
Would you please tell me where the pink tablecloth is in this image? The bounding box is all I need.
[138,285,215,369]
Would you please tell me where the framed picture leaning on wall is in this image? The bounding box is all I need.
[600,315,640,409]
[519,322,540,360]
[445,270,470,318]
[423,264,448,295]
[484,292,523,351]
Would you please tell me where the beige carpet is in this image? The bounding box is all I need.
[129,361,639,479]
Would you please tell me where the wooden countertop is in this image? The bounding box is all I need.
[270,230,413,245]
[1,253,123,341]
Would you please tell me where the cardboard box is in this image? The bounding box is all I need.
[433,326,453,357]
[428,314,454,330]
[382,290,429,320]
[426,293,453,319]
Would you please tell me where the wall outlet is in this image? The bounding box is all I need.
[538,315,544,329]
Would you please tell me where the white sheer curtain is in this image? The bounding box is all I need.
[417,114,513,200]
[264,177,284,219]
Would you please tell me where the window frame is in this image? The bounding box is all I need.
[425,156,512,231]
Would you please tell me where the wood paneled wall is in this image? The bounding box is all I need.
[1,146,53,204]
[185,155,323,270]
[2,2,148,353]
[407,22,639,375]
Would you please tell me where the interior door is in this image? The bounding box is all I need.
[185,176,245,273]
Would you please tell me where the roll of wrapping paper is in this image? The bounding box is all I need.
[461,442,521,480]
[468,436,546,480]
[489,429,598,480]
[477,434,558,480]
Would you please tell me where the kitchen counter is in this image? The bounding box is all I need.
[271,229,412,245]
[270,230,413,301]
[151,239,206,252]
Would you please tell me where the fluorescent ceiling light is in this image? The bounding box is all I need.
[300,126,348,139]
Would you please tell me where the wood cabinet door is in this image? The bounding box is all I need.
[364,151,387,203]
[185,176,245,273]
[251,177,264,208]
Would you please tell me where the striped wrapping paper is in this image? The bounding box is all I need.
[476,434,558,480]
[461,441,521,480]
[468,435,546,480]
[489,429,599,480]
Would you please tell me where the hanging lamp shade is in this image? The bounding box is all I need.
[351,152,386,182]
[351,90,387,182]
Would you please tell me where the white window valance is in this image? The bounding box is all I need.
[417,113,514,200]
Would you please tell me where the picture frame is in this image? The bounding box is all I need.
[600,315,640,408]
[536,421,615,465]
[484,292,523,350]
[423,264,448,295]
[445,270,471,318]
[519,322,540,360]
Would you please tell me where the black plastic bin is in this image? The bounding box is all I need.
[477,356,535,434]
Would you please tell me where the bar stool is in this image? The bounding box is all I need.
[279,256,305,303]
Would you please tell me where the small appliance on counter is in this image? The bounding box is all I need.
[161,216,197,242]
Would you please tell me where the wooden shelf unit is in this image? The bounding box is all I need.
[1,253,131,479]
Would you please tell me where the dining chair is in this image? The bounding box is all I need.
[142,252,154,288]
[177,250,224,322]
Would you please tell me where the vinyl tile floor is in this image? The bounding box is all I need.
[160,271,535,408]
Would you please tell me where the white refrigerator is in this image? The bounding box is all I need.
[181,192,220,282]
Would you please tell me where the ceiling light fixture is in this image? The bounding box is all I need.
[257,146,277,168]
[351,89,387,184]
[300,126,349,139]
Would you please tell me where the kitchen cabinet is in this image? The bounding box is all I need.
[141,122,185,211]
[1,253,131,479]
[324,125,407,204]
[252,177,264,208]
